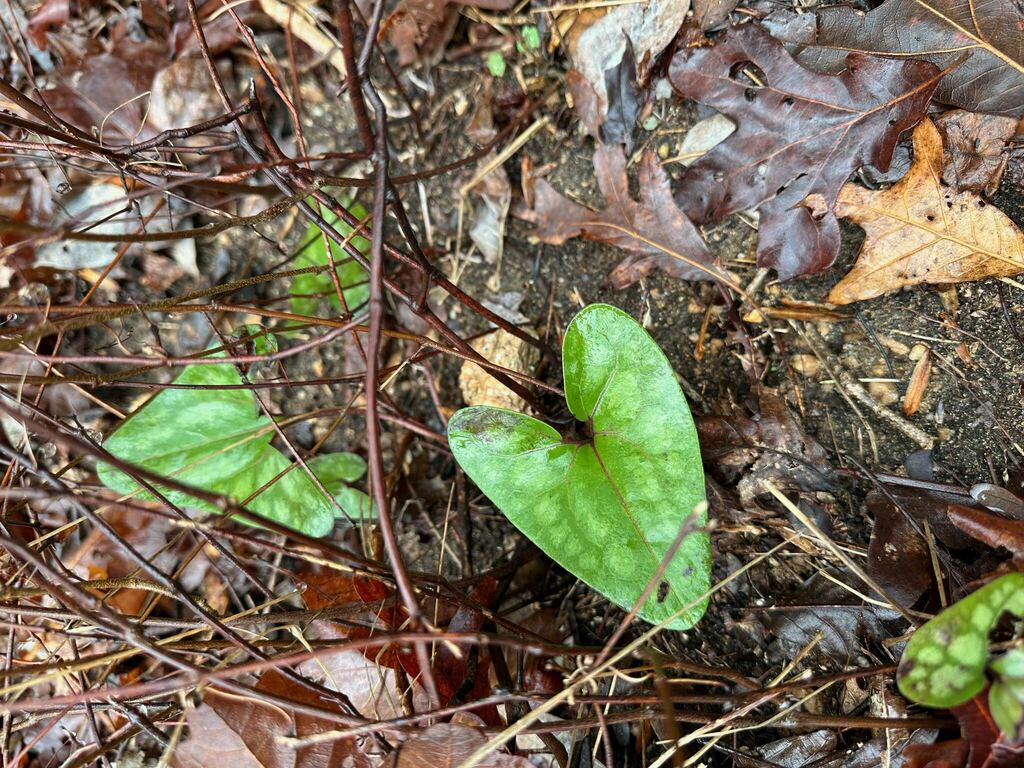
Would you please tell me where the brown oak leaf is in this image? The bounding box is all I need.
[766,0,1024,117]
[515,144,725,289]
[826,118,1024,304]
[668,24,941,280]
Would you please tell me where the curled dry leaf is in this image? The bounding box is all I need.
[768,0,1024,117]
[948,503,1024,559]
[935,109,1018,194]
[826,118,1024,305]
[903,347,933,417]
[668,24,940,280]
[515,145,724,289]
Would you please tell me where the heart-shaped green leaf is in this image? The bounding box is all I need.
[98,361,345,537]
[898,572,1024,709]
[448,304,710,629]
[290,200,370,318]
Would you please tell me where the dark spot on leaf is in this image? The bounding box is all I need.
[657,581,670,603]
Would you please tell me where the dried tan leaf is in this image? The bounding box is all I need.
[459,328,539,412]
[902,347,932,417]
[826,118,1024,305]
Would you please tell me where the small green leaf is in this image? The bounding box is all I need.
[305,453,375,522]
[521,25,540,51]
[290,200,370,318]
[486,51,507,78]
[336,486,376,521]
[991,648,1024,740]
[306,453,367,490]
[230,323,278,358]
[898,572,1024,709]
[98,362,336,537]
[448,304,710,630]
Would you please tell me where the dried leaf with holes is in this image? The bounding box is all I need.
[827,118,1024,304]
[515,145,724,289]
[668,24,941,280]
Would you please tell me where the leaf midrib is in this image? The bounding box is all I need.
[587,439,687,612]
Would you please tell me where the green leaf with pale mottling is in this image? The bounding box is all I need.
[290,200,370,318]
[97,362,336,537]
[305,453,376,521]
[448,304,709,630]
[898,572,1024,709]
[306,453,367,489]
[991,648,1024,740]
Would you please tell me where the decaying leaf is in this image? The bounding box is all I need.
[300,569,497,714]
[566,69,603,141]
[385,0,514,65]
[602,43,641,149]
[757,571,899,664]
[696,391,834,502]
[561,0,688,127]
[768,0,1024,117]
[459,327,540,411]
[866,491,934,610]
[516,145,723,289]
[693,0,738,31]
[935,110,1018,194]
[827,118,1024,305]
[668,24,940,280]
[395,724,531,768]
[675,113,735,167]
[864,485,978,610]
[42,41,166,143]
[172,672,376,768]
[468,160,511,268]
